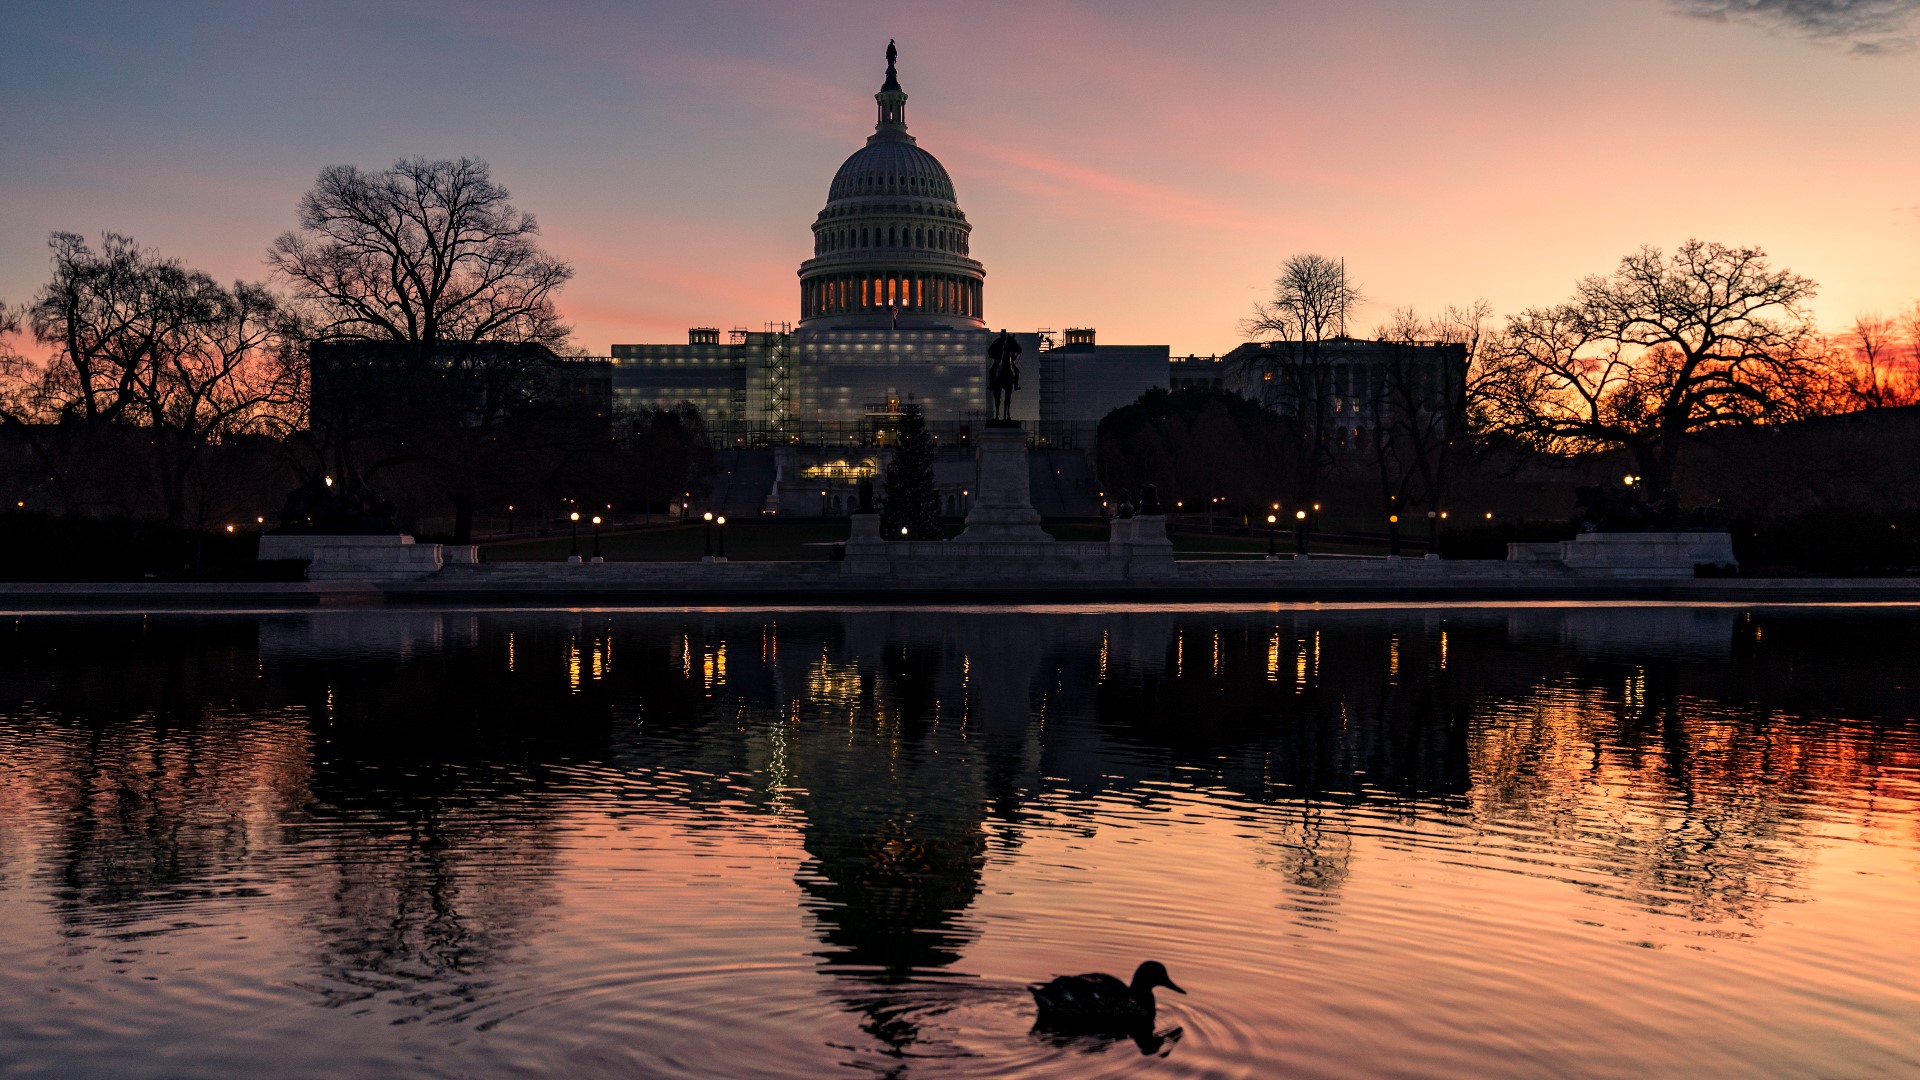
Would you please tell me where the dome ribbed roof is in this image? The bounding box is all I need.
[827,141,955,202]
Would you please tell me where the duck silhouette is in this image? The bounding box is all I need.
[1028,960,1185,1027]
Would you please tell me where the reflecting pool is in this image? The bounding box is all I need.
[0,605,1916,1078]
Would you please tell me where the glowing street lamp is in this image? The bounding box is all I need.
[716,515,728,559]
[591,515,603,560]
[1266,512,1278,558]
[569,511,581,558]
[1295,509,1309,556]
[1389,513,1401,558]
[703,511,714,558]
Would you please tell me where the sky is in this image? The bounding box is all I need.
[2,0,1917,355]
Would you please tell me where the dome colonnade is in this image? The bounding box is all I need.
[797,42,985,328]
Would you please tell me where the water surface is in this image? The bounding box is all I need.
[1,605,1916,1078]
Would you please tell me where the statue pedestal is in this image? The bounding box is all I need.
[954,424,1051,543]
[843,513,890,574]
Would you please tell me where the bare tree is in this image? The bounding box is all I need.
[1479,240,1822,495]
[1367,302,1489,535]
[3,233,299,522]
[1835,312,1920,409]
[1240,254,1365,503]
[3,233,299,525]
[270,158,572,353]
[29,233,218,429]
[147,282,304,527]
[269,158,576,540]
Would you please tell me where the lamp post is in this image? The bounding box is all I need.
[821,488,829,516]
[716,515,728,560]
[1312,502,1322,531]
[569,511,581,561]
[506,504,515,535]
[1266,513,1278,558]
[1388,514,1401,558]
[1427,509,1439,559]
[591,515,602,560]
[1295,509,1309,557]
[703,511,714,559]
[962,488,970,516]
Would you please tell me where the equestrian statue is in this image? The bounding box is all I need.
[986,330,1023,423]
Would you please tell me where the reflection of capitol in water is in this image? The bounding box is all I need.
[2,607,1916,1075]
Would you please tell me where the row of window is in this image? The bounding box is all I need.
[816,222,968,256]
[840,172,951,199]
[801,273,982,319]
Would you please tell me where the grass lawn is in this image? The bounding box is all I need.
[478,519,1407,562]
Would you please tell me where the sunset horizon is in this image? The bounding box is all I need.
[5,1,1918,355]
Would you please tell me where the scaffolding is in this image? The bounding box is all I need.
[1034,329,1062,443]
[761,322,792,435]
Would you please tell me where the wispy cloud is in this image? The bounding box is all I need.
[1670,0,1920,53]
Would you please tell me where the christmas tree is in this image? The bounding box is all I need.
[879,402,944,540]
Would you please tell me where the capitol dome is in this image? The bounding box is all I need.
[797,42,984,330]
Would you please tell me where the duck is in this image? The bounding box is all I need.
[1028,960,1185,1027]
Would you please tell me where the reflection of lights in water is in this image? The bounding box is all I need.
[702,642,727,689]
[1295,639,1309,690]
[1098,631,1108,683]
[1213,631,1222,675]
[591,639,604,680]
[1267,631,1281,682]
[1439,630,1448,670]
[807,654,862,706]
[1313,631,1322,678]
[962,653,970,691]
[1625,668,1645,711]
[1389,635,1399,677]
[1176,632,1184,677]
[682,635,692,678]
[568,641,582,693]
[507,631,516,673]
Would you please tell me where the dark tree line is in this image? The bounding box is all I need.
[1169,240,1913,530]
[1,156,711,544]
[1,233,300,528]
[1096,387,1291,518]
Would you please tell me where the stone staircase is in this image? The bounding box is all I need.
[711,449,777,518]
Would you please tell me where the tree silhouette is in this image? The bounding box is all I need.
[1480,240,1825,494]
[270,158,576,540]
[879,402,942,539]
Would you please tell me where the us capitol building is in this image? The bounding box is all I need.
[605,43,1168,468]
[596,44,1462,517]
